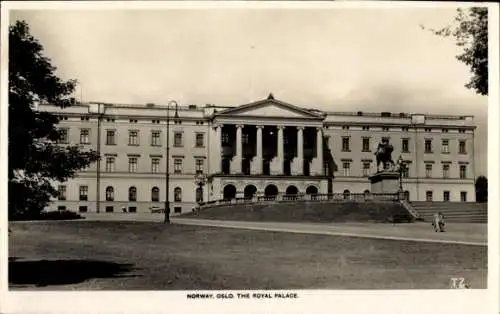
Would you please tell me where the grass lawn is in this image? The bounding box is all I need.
[8,221,487,290]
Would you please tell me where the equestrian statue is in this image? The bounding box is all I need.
[374,138,395,172]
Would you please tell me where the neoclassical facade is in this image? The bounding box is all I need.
[41,94,477,214]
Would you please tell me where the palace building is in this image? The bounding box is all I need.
[40,94,477,214]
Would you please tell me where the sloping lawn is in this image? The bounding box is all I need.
[8,221,487,290]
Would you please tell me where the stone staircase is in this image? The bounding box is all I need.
[409,202,487,223]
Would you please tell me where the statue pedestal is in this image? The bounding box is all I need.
[369,171,400,194]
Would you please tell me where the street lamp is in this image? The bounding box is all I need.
[88,103,105,213]
[194,172,208,206]
[164,100,179,224]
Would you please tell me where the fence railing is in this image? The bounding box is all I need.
[198,192,402,209]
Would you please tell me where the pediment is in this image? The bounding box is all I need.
[214,97,324,120]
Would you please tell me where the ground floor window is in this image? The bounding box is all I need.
[443,191,450,202]
[78,206,88,213]
[57,206,66,211]
[174,206,182,213]
[128,206,137,213]
[426,191,433,202]
[460,191,467,202]
[105,206,114,213]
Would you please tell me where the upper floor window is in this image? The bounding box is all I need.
[80,129,90,144]
[342,126,349,130]
[174,132,183,147]
[459,129,466,134]
[342,137,350,152]
[362,162,370,177]
[342,161,350,177]
[151,158,160,173]
[402,138,410,153]
[362,126,370,131]
[129,119,138,123]
[174,159,183,173]
[106,186,114,201]
[105,157,115,172]
[174,187,182,202]
[459,140,467,154]
[57,129,69,144]
[152,120,160,124]
[196,133,205,147]
[382,127,390,132]
[425,164,432,178]
[441,139,449,153]
[424,139,432,153]
[128,157,138,172]
[129,130,139,145]
[460,165,467,179]
[79,185,88,201]
[58,185,66,201]
[426,191,433,202]
[222,132,229,144]
[151,131,161,146]
[442,164,450,178]
[425,128,432,132]
[402,163,409,178]
[442,128,449,133]
[128,187,137,201]
[151,187,160,202]
[402,127,409,132]
[362,138,370,152]
[195,158,204,173]
[443,191,450,202]
[106,130,116,145]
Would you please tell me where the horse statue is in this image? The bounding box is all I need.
[374,138,395,172]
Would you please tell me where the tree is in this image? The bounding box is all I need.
[475,176,488,203]
[422,7,488,96]
[9,21,99,218]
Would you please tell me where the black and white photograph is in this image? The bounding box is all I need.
[1,1,498,314]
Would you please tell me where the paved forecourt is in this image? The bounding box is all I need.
[81,213,487,246]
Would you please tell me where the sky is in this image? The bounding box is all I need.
[10,5,488,175]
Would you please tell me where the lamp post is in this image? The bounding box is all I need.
[88,103,105,213]
[164,100,179,224]
[194,172,208,206]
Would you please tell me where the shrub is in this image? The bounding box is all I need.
[10,210,85,221]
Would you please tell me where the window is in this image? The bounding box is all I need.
[459,140,467,154]
[459,129,466,134]
[174,132,183,147]
[441,139,449,153]
[195,133,204,147]
[58,129,69,144]
[151,187,159,202]
[443,191,450,202]
[222,132,229,144]
[129,119,138,123]
[106,186,114,201]
[129,131,139,145]
[342,126,349,130]
[129,187,137,202]
[151,158,160,173]
[342,161,350,177]
[58,185,66,201]
[196,187,203,203]
[81,116,90,121]
[174,207,182,213]
[152,120,160,124]
[342,137,350,152]
[402,127,409,132]
[78,206,88,213]
[195,158,204,173]
[174,159,183,173]
[362,162,371,177]
[57,206,66,211]
[442,164,450,178]
[106,130,116,145]
[425,128,432,132]
[426,191,433,201]
[106,118,115,122]
[105,206,114,213]
[128,206,137,213]
[128,157,138,172]
[79,185,88,201]
[402,139,409,153]
[105,157,115,172]
[460,191,467,202]
[460,165,467,179]
[80,129,90,144]
[425,164,432,178]
[151,131,161,146]
[343,190,351,200]
[424,139,432,153]
[362,126,370,131]
[382,127,389,132]
[442,128,449,133]
[362,138,370,152]
[174,187,182,202]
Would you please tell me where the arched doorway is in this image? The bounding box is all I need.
[286,185,298,195]
[305,185,318,195]
[264,184,279,196]
[343,189,351,200]
[223,184,237,200]
[244,185,257,198]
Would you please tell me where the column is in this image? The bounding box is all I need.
[277,125,284,174]
[234,124,243,173]
[215,124,222,173]
[255,125,263,174]
[297,126,304,175]
[316,127,324,175]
